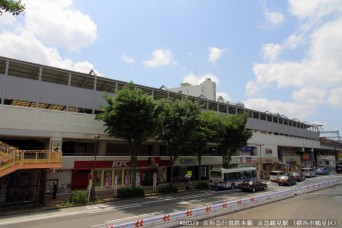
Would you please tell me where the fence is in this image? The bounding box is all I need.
[105,179,341,228]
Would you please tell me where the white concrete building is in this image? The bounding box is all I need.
[169,78,216,101]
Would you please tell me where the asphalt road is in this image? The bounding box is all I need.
[0,175,341,228]
[192,183,342,228]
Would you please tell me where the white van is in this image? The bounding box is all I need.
[300,168,316,177]
[269,170,285,182]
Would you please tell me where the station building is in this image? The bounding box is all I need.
[0,56,341,206]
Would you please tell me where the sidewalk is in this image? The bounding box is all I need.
[3,181,201,215]
[46,181,196,208]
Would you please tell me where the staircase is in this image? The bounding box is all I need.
[0,141,62,178]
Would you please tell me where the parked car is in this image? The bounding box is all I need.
[336,165,342,174]
[292,172,305,181]
[277,173,297,186]
[269,170,285,182]
[300,168,316,178]
[238,179,267,192]
[316,167,330,175]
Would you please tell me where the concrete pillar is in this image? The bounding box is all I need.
[98,141,106,156]
[49,137,63,151]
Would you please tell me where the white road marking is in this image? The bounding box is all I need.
[91,211,164,227]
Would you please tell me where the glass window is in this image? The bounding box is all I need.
[114,170,122,185]
[93,170,101,187]
[104,170,112,189]
[210,171,222,178]
[124,170,131,185]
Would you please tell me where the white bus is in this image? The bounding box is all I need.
[209,167,257,190]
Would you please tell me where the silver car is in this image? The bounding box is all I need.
[300,168,316,177]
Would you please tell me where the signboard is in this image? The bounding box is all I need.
[236,156,257,164]
[180,159,196,164]
[74,159,170,169]
[240,146,253,152]
[301,153,309,160]
[265,148,273,155]
[338,152,342,160]
[51,141,62,152]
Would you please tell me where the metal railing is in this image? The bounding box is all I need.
[106,179,341,228]
[0,150,62,175]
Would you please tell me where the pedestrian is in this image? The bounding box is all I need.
[53,182,58,199]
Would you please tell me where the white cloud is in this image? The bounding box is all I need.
[292,87,327,105]
[183,73,220,86]
[208,47,225,63]
[143,49,176,67]
[245,81,259,97]
[264,10,284,26]
[246,0,342,122]
[24,0,97,51]
[327,88,342,108]
[120,53,135,63]
[289,0,342,20]
[0,0,97,73]
[285,34,304,49]
[262,43,283,62]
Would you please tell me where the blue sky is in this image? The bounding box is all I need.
[1,0,342,136]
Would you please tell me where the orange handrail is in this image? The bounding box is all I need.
[0,150,62,176]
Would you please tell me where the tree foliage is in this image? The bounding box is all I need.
[217,113,253,168]
[0,0,25,15]
[156,97,201,183]
[96,82,158,187]
[188,111,216,180]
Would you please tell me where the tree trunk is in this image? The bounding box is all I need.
[130,141,138,188]
[169,155,174,183]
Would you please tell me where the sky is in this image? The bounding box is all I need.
[1,0,342,136]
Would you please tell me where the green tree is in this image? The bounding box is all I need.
[217,113,253,168]
[156,98,201,183]
[96,82,158,188]
[0,0,25,15]
[188,111,216,181]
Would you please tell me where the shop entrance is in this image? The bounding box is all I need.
[142,169,157,186]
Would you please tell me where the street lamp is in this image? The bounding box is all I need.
[257,144,264,179]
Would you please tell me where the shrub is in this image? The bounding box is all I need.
[158,184,178,194]
[61,190,87,206]
[195,182,209,189]
[117,187,145,198]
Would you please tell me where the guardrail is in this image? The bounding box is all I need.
[106,179,341,228]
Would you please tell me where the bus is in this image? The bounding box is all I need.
[209,167,257,190]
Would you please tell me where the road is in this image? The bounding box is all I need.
[192,182,342,227]
[0,175,341,228]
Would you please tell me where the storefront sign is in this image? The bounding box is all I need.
[236,156,257,163]
[74,158,170,169]
[112,161,130,168]
[240,146,253,152]
[301,153,309,160]
[51,141,62,152]
[180,159,196,164]
[338,152,342,160]
[265,148,273,155]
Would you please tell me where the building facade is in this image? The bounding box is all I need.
[0,56,341,206]
[169,78,216,101]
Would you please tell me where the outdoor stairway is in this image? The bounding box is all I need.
[0,141,62,178]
